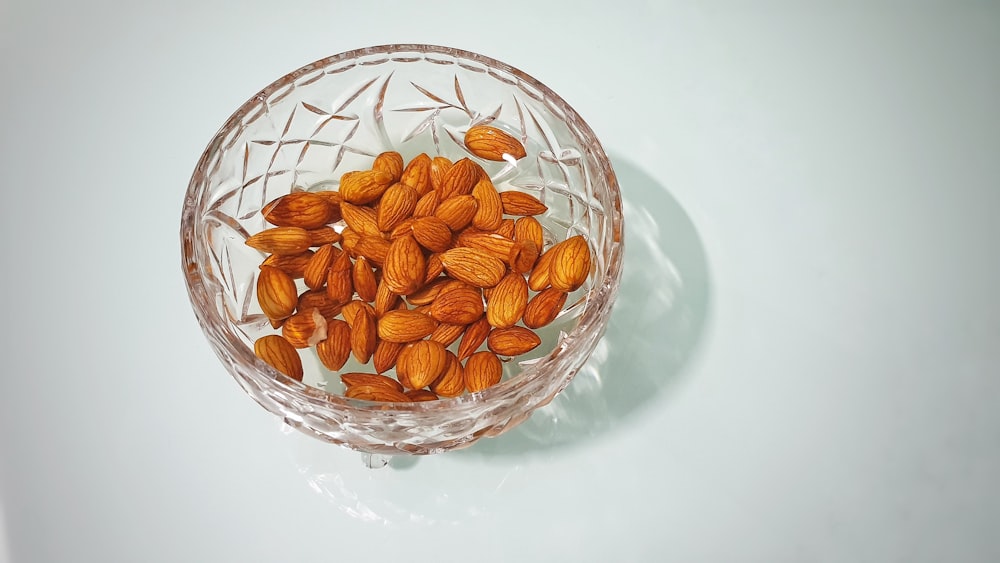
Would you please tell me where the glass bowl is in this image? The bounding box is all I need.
[180,44,624,456]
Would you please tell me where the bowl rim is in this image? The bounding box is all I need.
[181,43,625,414]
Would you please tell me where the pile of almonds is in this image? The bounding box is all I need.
[247,125,591,402]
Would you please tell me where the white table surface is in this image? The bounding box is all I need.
[2,1,998,561]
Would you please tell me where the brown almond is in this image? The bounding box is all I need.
[411,216,453,253]
[496,218,516,239]
[522,287,567,329]
[341,300,375,330]
[413,189,441,218]
[499,191,548,216]
[339,227,360,254]
[486,271,528,329]
[382,234,426,296]
[297,289,343,319]
[302,244,336,291]
[261,250,314,279]
[377,309,438,343]
[438,157,482,200]
[429,156,453,192]
[527,245,555,291]
[256,265,298,321]
[471,177,504,231]
[345,384,410,402]
[316,319,351,371]
[261,191,335,229]
[282,307,329,348]
[340,372,404,393]
[373,278,400,317]
[424,253,444,285]
[487,326,541,357]
[430,282,484,325]
[396,340,448,389]
[339,202,381,238]
[372,339,405,374]
[548,234,591,292]
[353,235,391,265]
[464,351,503,392]
[246,226,312,255]
[457,316,491,361]
[434,194,478,231]
[306,226,341,247]
[430,322,467,347]
[514,216,545,250]
[400,153,432,195]
[405,389,439,402]
[313,190,343,209]
[464,125,527,161]
[440,247,506,288]
[509,240,540,274]
[350,306,376,363]
[372,151,404,183]
[352,256,378,302]
[405,277,454,306]
[430,351,466,397]
[325,250,354,304]
[254,335,303,381]
[376,182,419,232]
[388,218,416,240]
[338,169,393,205]
[458,232,515,262]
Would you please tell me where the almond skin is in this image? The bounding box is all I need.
[396,340,448,389]
[486,271,528,329]
[430,283,484,325]
[457,317,491,361]
[527,245,555,291]
[429,156,453,192]
[406,277,454,306]
[499,191,548,216]
[413,190,441,218]
[261,191,335,229]
[377,309,438,343]
[325,250,354,304]
[246,226,312,255]
[254,335,303,381]
[373,278,400,317]
[514,216,545,250]
[424,253,444,285]
[306,226,341,247]
[339,202,381,238]
[434,194,478,231]
[353,235,391,265]
[257,265,298,321]
[440,247,506,288]
[429,322,467,346]
[487,326,541,357]
[350,306,376,363]
[372,339,405,374]
[340,372,404,393]
[302,244,336,291]
[261,250,314,279]
[297,289,343,320]
[548,234,591,292]
[316,319,351,371]
[430,351,465,397]
[471,177,504,231]
[405,389,439,402]
[438,157,482,200]
[400,153,432,195]
[457,232,515,262]
[376,182,419,232]
[411,216,453,253]
[341,300,375,330]
[352,256,378,303]
[464,125,527,161]
[495,218,516,239]
[509,240,539,274]
[345,384,410,402]
[382,234,426,296]
[338,169,393,204]
[282,307,329,348]
[522,287,568,329]
[464,351,503,392]
[372,151,404,182]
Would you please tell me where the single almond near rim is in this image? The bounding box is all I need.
[246,226,312,255]
[377,309,438,343]
[254,335,303,381]
[487,326,541,357]
[316,319,351,371]
[464,351,503,393]
[463,125,527,161]
[486,271,528,329]
[261,191,335,229]
[396,340,449,390]
[256,265,298,321]
[548,234,591,292]
[439,247,506,288]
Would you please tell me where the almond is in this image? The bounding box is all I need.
[372,339,405,374]
[382,234,426,296]
[464,125,527,161]
[486,271,528,329]
[495,218,516,239]
[522,287,567,329]
[487,326,541,357]
[254,335,303,381]
[509,239,539,274]
[377,309,438,343]
[440,247,506,288]
[548,234,591,292]
[353,235,391,265]
[246,226,312,255]
[261,191,335,229]
[429,156,453,192]
[325,250,354,304]
[313,189,343,209]
[514,216,545,250]
[352,256,378,302]
[256,265,298,321]
[405,389,439,402]
[457,317,491,361]
[471,177,504,231]
[306,226,341,246]
[302,243,336,290]
[438,157,482,199]
[339,202,381,238]
[341,300,375,330]
[464,351,503,393]
[457,231,515,262]
[372,151,404,182]
[434,194,478,231]
[316,319,351,371]
[297,289,343,319]
[430,351,465,397]
[282,307,329,348]
[344,383,410,402]
[430,282,484,325]
[406,277,454,306]
[424,253,444,285]
[340,372,404,393]
[396,340,448,389]
[413,190,441,217]
[373,278,400,317]
[400,153,432,195]
[499,191,548,216]
[430,322,466,347]
[261,250,314,279]
[339,227,360,254]
[349,306,376,363]
[388,218,416,240]
[338,169,393,204]
[376,182,419,232]
[411,216,453,253]
[527,245,555,291]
